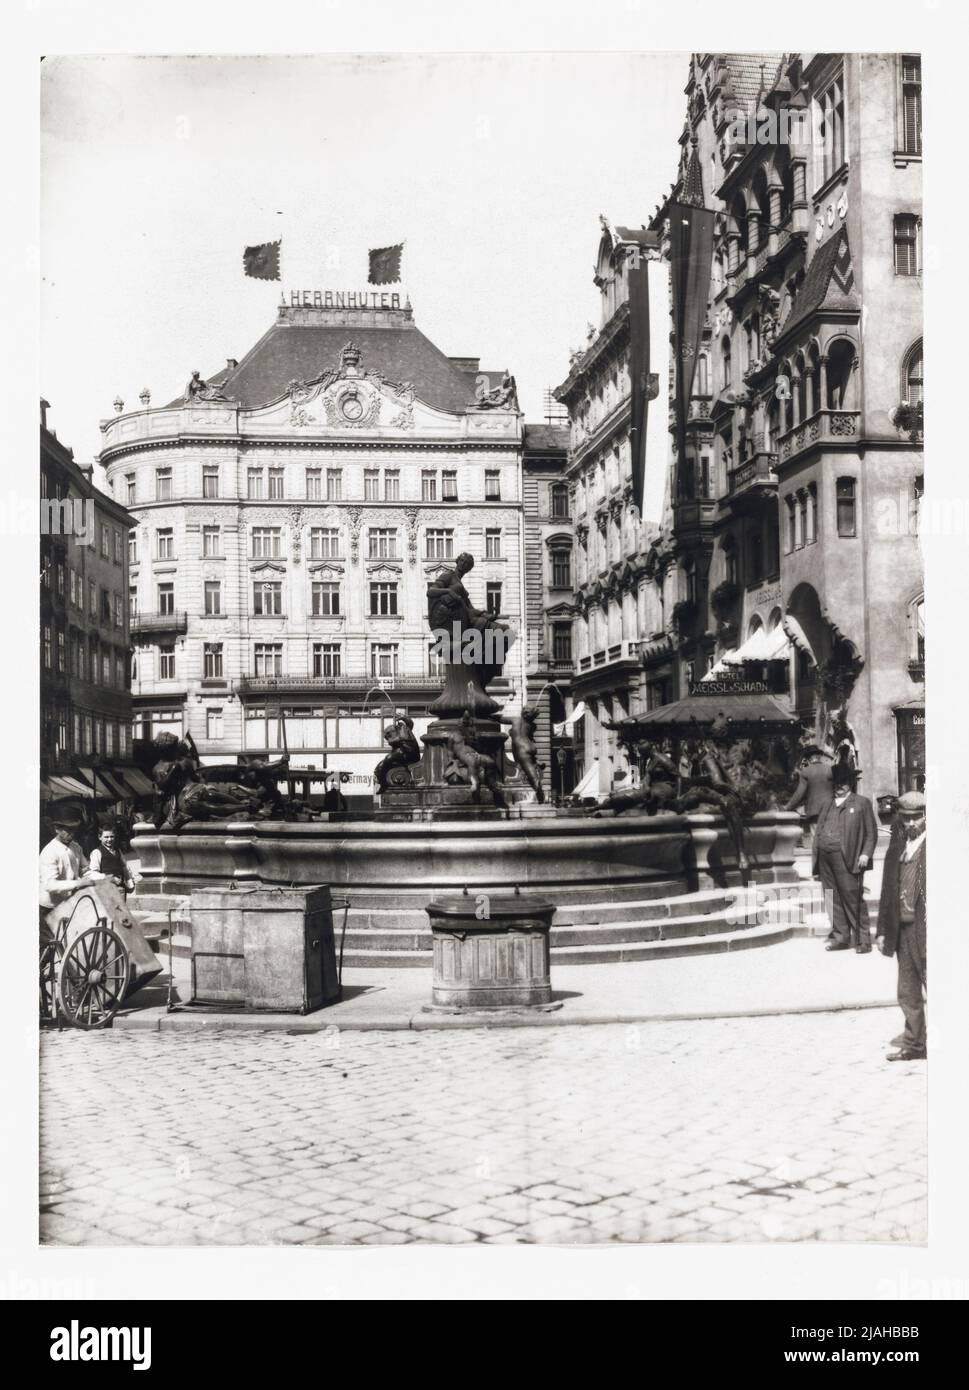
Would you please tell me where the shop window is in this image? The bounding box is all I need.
[836,477,857,537]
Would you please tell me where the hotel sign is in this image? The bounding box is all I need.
[689,680,768,696]
[282,289,403,310]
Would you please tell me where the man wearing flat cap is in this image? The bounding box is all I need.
[876,792,927,1062]
[39,810,97,911]
[812,766,879,952]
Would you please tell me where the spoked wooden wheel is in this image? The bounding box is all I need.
[57,925,130,1030]
[39,938,61,1022]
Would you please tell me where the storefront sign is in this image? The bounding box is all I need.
[282,290,403,310]
[689,680,768,696]
[748,584,783,609]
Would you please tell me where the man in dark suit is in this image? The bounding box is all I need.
[785,744,834,850]
[812,766,879,952]
[876,792,927,1061]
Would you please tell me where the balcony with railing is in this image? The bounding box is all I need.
[130,609,189,637]
[236,672,441,697]
[777,409,860,465]
[575,638,641,678]
[725,451,778,506]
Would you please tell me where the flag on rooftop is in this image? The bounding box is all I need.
[368,243,404,285]
[243,240,281,281]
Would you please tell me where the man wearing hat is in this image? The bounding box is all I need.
[39,811,97,911]
[785,744,834,850]
[876,792,927,1061]
[812,766,879,952]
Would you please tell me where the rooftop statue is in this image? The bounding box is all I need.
[475,370,519,412]
[184,370,230,403]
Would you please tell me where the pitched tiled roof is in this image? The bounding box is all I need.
[718,53,785,108]
[523,423,569,452]
[782,226,857,338]
[169,311,484,413]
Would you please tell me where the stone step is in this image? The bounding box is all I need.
[341,921,794,968]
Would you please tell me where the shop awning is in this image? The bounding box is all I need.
[572,759,601,799]
[719,625,792,666]
[781,613,816,661]
[553,700,588,736]
[630,692,800,731]
[46,775,92,797]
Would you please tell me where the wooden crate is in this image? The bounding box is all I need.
[190,885,339,1013]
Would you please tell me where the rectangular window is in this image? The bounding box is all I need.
[129,584,138,618]
[310,527,340,560]
[53,629,64,672]
[368,528,397,560]
[253,581,282,616]
[901,56,922,155]
[370,581,399,616]
[425,528,453,560]
[100,524,110,559]
[370,643,398,678]
[427,641,444,677]
[485,470,501,500]
[100,588,112,624]
[203,642,223,678]
[204,580,222,616]
[83,715,93,754]
[313,643,341,678]
[486,582,502,616]
[421,470,437,502]
[102,652,111,686]
[115,655,125,688]
[202,525,220,557]
[312,581,341,616]
[384,469,400,501]
[268,467,285,500]
[442,470,458,501]
[125,473,136,505]
[551,550,571,588]
[550,484,569,520]
[89,637,98,682]
[807,483,818,544]
[89,580,97,616]
[485,528,501,559]
[156,528,174,560]
[837,477,857,537]
[155,467,173,501]
[326,468,342,501]
[114,594,123,628]
[254,643,283,677]
[247,468,264,499]
[364,469,380,500]
[113,530,123,564]
[206,708,224,740]
[157,582,175,615]
[251,527,281,558]
[202,466,220,499]
[894,214,921,276]
[786,495,797,553]
[129,529,138,565]
[306,468,322,500]
[158,644,176,680]
[553,623,572,663]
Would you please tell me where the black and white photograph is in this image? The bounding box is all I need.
[5,0,967,1316]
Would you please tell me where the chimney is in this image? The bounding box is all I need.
[226,359,238,370]
[40,397,50,430]
[448,357,480,375]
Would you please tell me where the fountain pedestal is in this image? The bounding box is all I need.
[379,717,511,813]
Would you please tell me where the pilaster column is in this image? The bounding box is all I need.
[747,210,761,269]
[791,373,802,428]
[819,355,829,412]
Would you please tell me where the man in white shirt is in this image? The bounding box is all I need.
[39,812,96,912]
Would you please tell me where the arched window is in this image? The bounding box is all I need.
[902,339,923,403]
[696,353,710,397]
[731,195,748,258]
[721,336,732,391]
[747,614,764,639]
[826,339,856,410]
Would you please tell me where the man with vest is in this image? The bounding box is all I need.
[784,744,834,850]
[812,765,879,952]
[876,792,927,1062]
[89,824,136,897]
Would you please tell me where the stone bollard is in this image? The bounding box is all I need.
[424,893,561,1013]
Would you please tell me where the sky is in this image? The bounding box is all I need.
[41,52,687,463]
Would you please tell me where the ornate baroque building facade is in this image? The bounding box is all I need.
[553,223,677,795]
[98,299,526,791]
[650,52,923,797]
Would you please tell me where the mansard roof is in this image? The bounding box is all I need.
[169,304,487,414]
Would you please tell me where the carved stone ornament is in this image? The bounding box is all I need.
[346,507,364,565]
[287,506,305,564]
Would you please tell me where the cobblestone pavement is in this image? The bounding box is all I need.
[39,1008,926,1246]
